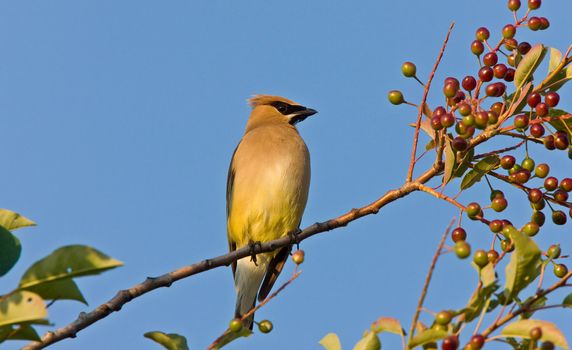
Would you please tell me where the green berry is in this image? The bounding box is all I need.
[401,62,417,78]
[435,310,453,325]
[523,222,539,236]
[258,320,273,333]
[521,157,535,171]
[473,249,489,268]
[535,164,550,178]
[455,241,471,259]
[547,244,561,259]
[388,90,405,105]
[554,263,568,278]
[491,197,508,212]
[466,202,481,219]
[229,318,243,333]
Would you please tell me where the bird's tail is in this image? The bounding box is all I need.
[234,255,269,329]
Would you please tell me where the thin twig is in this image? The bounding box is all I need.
[22,166,442,350]
[481,270,572,338]
[206,270,302,350]
[407,219,455,344]
[406,22,455,182]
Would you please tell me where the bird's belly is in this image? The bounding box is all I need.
[228,164,308,247]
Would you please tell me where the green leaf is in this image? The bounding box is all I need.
[501,319,569,350]
[371,316,405,336]
[479,261,497,288]
[547,109,572,136]
[408,329,448,348]
[548,48,562,73]
[547,48,572,91]
[409,119,435,140]
[521,296,547,319]
[353,330,380,350]
[19,245,123,289]
[463,281,499,322]
[0,291,47,327]
[0,226,21,277]
[503,226,542,301]
[453,148,475,179]
[460,155,500,190]
[22,278,87,304]
[514,44,547,89]
[442,139,455,185]
[563,293,572,307]
[506,82,532,116]
[320,333,342,350]
[210,328,251,349]
[425,139,436,151]
[0,209,36,231]
[144,331,189,350]
[0,324,41,342]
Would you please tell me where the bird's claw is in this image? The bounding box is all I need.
[288,229,302,250]
[248,241,262,265]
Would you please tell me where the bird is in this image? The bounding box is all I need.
[226,94,317,329]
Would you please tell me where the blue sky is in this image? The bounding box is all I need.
[1,1,571,349]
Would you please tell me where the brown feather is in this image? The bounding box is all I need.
[257,246,291,301]
[248,94,298,108]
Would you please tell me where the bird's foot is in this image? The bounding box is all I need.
[248,241,262,266]
[288,228,302,250]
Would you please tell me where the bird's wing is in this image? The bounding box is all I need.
[257,245,291,301]
[227,145,239,277]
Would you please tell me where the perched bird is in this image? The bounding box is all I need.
[226,95,317,328]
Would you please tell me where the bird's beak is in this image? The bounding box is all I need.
[289,107,318,125]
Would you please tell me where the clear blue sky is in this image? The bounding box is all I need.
[2,1,571,349]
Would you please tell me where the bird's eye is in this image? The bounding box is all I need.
[276,104,288,113]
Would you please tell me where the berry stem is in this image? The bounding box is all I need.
[406,22,455,183]
[407,219,454,345]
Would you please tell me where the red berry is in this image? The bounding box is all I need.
[434,106,447,117]
[530,124,545,138]
[518,42,532,55]
[560,178,572,192]
[528,189,543,203]
[539,17,550,30]
[527,92,541,107]
[554,190,569,202]
[431,115,444,130]
[555,131,569,150]
[442,335,459,350]
[502,24,516,38]
[470,334,486,349]
[462,76,477,91]
[545,92,560,107]
[452,227,467,242]
[476,27,490,41]
[508,0,521,11]
[501,155,516,169]
[452,136,468,151]
[483,52,498,66]
[504,68,515,82]
[478,66,494,82]
[528,0,541,10]
[536,102,549,116]
[544,177,558,191]
[493,64,508,79]
[441,113,455,128]
[529,16,542,31]
[471,40,485,56]
[544,135,556,150]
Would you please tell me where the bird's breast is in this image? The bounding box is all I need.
[227,127,310,246]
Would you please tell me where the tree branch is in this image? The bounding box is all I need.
[23,166,442,349]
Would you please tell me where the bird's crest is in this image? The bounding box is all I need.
[248,95,298,108]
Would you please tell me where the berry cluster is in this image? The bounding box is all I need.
[388,0,571,349]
